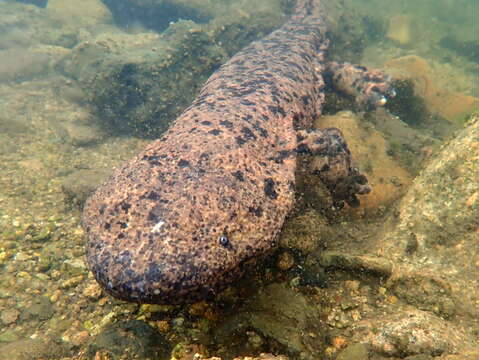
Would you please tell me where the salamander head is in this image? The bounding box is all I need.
[84,170,271,304]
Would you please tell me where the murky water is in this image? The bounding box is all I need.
[0,0,478,359]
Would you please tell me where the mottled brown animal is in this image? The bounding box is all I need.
[83,0,393,304]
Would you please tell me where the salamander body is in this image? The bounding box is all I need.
[83,0,391,304]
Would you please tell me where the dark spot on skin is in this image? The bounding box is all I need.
[220,120,234,128]
[236,88,256,97]
[253,123,268,137]
[142,154,157,161]
[148,211,159,222]
[118,222,128,229]
[120,202,131,214]
[232,170,245,182]
[201,121,212,125]
[117,233,125,239]
[99,205,106,215]
[264,178,278,199]
[240,99,256,106]
[200,152,209,160]
[178,159,190,167]
[146,263,164,282]
[271,150,291,163]
[241,126,257,141]
[142,154,161,166]
[248,206,263,217]
[147,191,160,201]
[104,222,111,230]
[236,136,246,146]
[282,71,300,82]
[295,143,311,154]
[209,129,222,135]
[267,105,286,116]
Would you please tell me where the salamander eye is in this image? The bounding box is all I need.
[219,235,229,246]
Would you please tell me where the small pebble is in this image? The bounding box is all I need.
[277,251,295,271]
[156,320,170,333]
[60,275,84,289]
[84,283,102,300]
[344,280,360,292]
[1,308,20,325]
[50,289,62,303]
[70,330,90,346]
[331,336,348,349]
[188,301,209,317]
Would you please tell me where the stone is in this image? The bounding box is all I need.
[0,309,19,325]
[336,343,369,360]
[47,0,112,28]
[0,339,66,360]
[385,55,479,123]
[238,283,324,358]
[60,169,110,209]
[87,320,170,359]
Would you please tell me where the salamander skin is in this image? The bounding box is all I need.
[83,0,393,304]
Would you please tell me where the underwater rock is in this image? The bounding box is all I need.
[86,320,170,359]
[275,116,479,359]
[0,46,68,82]
[61,169,111,209]
[336,343,369,360]
[382,115,479,257]
[354,309,466,357]
[100,0,219,32]
[238,283,325,359]
[378,116,479,320]
[61,0,288,137]
[335,115,479,357]
[62,121,104,147]
[47,0,112,28]
[0,339,67,360]
[73,24,227,138]
[195,354,289,360]
[0,2,50,48]
[0,1,112,49]
[385,55,479,123]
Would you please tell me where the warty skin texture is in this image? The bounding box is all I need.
[82,0,391,304]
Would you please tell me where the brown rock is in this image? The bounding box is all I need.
[0,308,19,325]
[385,55,479,122]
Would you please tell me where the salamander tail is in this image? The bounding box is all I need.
[291,0,324,21]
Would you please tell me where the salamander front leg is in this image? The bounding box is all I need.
[326,61,396,111]
[296,128,370,209]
